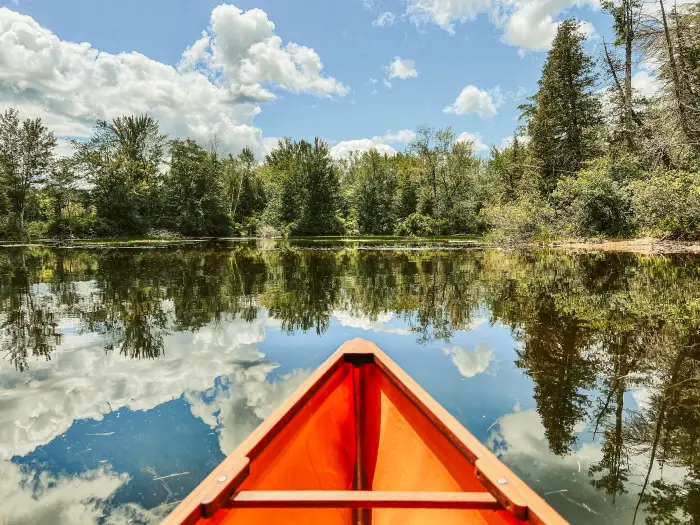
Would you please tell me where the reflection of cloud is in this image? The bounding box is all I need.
[332,310,411,336]
[443,344,495,378]
[186,365,312,453]
[0,460,162,525]
[0,313,269,460]
[486,409,689,520]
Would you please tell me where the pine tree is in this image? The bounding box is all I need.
[520,19,602,195]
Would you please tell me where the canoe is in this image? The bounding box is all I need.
[162,338,568,525]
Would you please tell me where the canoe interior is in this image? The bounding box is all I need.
[162,339,567,525]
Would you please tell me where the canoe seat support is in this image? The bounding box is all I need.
[229,490,501,510]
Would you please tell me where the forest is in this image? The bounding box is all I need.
[1,1,700,242]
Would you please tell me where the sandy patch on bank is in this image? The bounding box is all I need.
[549,237,700,254]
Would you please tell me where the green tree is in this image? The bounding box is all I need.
[221,148,266,233]
[486,135,526,203]
[162,139,229,236]
[263,138,341,235]
[347,149,397,234]
[520,19,602,194]
[73,114,167,236]
[0,108,56,235]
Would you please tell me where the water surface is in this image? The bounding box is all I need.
[1,241,698,524]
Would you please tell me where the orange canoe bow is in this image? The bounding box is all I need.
[162,338,568,525]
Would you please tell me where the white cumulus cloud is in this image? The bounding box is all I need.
[330,129,416,158]
[444,85,502,118]
[0,5,347,159]
[456,131,488,151]
[406,0,598,52]
[500,0,598,52]
[387,57,418,79]
[407,0,492,33]
[632,70,661,98]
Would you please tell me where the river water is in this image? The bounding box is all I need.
[0,240,698,524]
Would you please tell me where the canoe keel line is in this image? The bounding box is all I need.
[162,339,568,525]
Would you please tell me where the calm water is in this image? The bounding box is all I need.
[1,240,699,525]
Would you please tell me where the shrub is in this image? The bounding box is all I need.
[394,213,446,237]
[630,170,700,239]
[258,224,284,238]
[553,156,635,237]
[482,197,558,245]
[25,220,49,239]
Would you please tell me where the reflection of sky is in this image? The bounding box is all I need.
[0,301,673,525]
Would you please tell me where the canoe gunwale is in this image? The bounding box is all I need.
[161,338,569,525]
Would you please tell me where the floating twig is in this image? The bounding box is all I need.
[153,472,190,481]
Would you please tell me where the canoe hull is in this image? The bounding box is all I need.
[161,339,568,525]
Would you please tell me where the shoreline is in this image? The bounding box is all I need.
[0,236,699,255]
[546,237,700,254]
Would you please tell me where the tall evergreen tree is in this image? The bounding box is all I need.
[520,19,602,194]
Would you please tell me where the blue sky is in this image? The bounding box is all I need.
[0,0,624,158]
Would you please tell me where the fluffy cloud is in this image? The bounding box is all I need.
[0,5,347,158]
[373,11,397,27]
[407,0,492,33]
[500,0,597,52]
[330,129,416,158]
[387,57,418,79]
[443,344,495,378]
[406,0,598,52]
[456,131,488,151]
[444,85,501,118]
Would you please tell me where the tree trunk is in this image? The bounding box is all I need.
[624,0,634,149]
[625,0,634,135]
[659,0,700,153]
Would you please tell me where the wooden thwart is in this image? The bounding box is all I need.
[229,490,501,510]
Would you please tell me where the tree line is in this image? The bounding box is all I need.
[1,1,699,242]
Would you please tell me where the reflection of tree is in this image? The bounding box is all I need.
[262,250,339,334]
[0,250,62,371]
[514,296,597,456]
[629,334,700,525]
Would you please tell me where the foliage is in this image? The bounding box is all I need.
[482,197,558,245]
[263,138,342,235]
[630,170,700,238]
[394,212,446,237]
[520,19,602,194]
[553,155,637,237]
[161,139,229,237]
[345,149,397,234]
[0,108,56,236]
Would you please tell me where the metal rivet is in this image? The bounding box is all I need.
[217,475,227,483]
[497,478,508,485]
